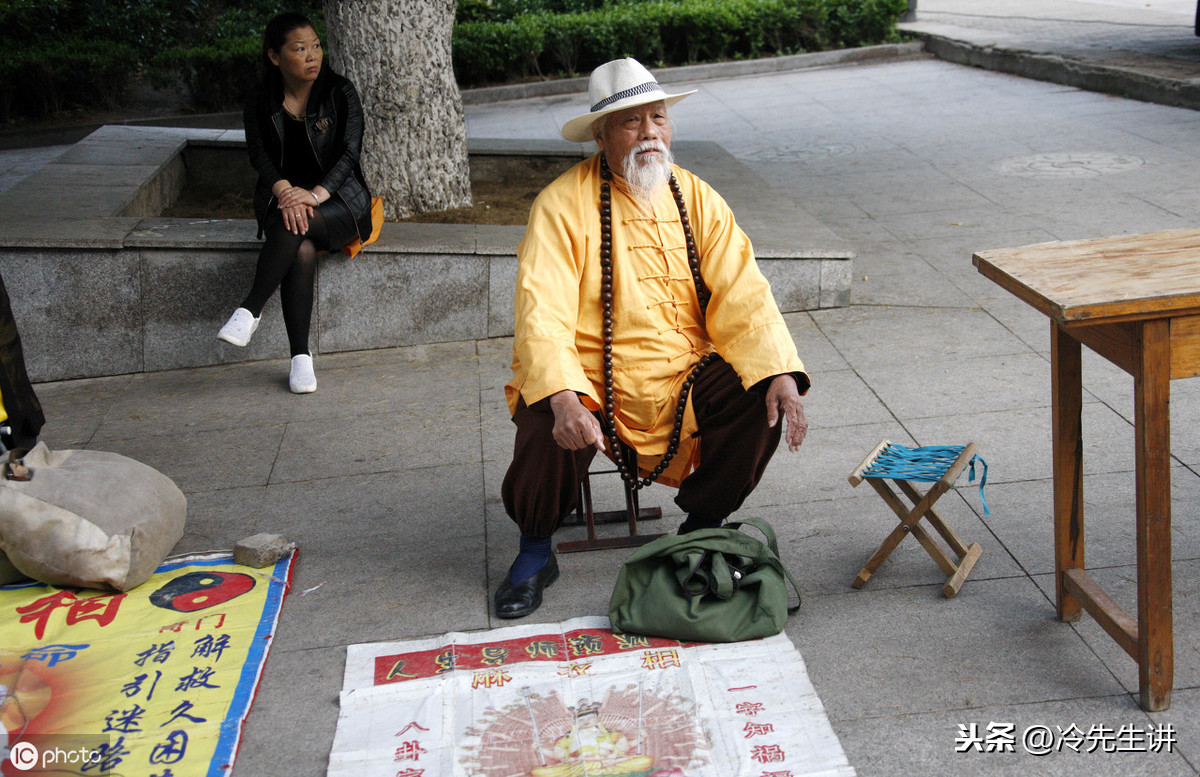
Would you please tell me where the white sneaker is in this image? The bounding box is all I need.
[289,354,317,394]
[217,308,260,346]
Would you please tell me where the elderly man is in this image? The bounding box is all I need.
[495,58,810,619]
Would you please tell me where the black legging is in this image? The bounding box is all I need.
[241,209,332,357]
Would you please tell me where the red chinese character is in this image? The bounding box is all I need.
[16,591,126,640]
[16,592,76,640]
[393,740,427,762]
[196,613,226,629]
[751,744,786,764]
[744,722,775,738]
[736,702,765,716]
[394,769,425,777]
[67,593,127,627]
[761,771,793,777]
[396,722,430,737]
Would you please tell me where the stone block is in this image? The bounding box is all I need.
[317,251,489,352]
[233,533,295,568]
[821,258,854,308]
[0,218,137,250]
[84,125,199,146]
[488,254,518,338]
[125,218,261,249]
[40,162,162,189]
[759,257,822,312]
[0,179,132,218]
[0,248,143,381]
[374,222,477,254]
[475,225,525,255]
[55,134,184,168]
[139,247,288,372]
[467,137,586,157]
[119,154,186,218]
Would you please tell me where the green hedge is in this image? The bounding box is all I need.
[0,0,319,121]
[1,0,908,120]
[149,11,327,112]
[0,0,187,120]
[0,39,137,122]
[151,37,261,113]
[457,0,619,23]
[453,0,908,87]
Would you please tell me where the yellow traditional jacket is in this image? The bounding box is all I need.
[506,154,806,486]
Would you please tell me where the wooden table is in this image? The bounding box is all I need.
[974,227,1200,712]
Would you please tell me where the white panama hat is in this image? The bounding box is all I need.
[560,58,696,143]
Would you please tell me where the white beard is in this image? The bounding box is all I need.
[621,141,673,208]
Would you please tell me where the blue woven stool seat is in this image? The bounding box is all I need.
[849,440,986,597]
[860,442,989,516]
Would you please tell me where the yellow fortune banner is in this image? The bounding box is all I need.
[1,551,293,776]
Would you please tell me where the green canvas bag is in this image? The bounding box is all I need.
[608,517,802,643]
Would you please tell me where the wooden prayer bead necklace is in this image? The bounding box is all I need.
[599,154,716,489]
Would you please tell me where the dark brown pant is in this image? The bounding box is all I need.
[501,357,782,538]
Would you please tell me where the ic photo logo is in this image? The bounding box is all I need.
[8,740,39,771]
[7,739,105,771]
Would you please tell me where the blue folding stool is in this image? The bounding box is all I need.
[848,440,985,598]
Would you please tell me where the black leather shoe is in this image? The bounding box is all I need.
[494,553,560,619]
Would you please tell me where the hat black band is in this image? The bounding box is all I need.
[590,81,661,113]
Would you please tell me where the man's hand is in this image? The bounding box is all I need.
[549,390,606,452]
[765,374,808,452]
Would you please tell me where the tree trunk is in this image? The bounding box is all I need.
[323,0,471,218]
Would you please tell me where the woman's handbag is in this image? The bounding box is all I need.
[608,517,801,643]
[341,196,385,258]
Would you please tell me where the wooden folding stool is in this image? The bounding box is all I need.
[556,447,664,553]
[848,440,984,598]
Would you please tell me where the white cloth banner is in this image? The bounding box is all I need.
[329,616,854,777]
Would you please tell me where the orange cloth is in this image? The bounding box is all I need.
[506,154,806,486]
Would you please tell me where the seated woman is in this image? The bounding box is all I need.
[218,12,373,393]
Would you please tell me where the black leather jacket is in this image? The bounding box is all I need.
[244,68,373,242]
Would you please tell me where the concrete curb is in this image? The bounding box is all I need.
[0,111,244,151]
[460,42,929,104]
[912,31,1200,112]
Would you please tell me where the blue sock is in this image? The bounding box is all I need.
[509,536,552,584]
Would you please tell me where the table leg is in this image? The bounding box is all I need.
[1052,321,1084,622]
[1133,319,1173,711]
